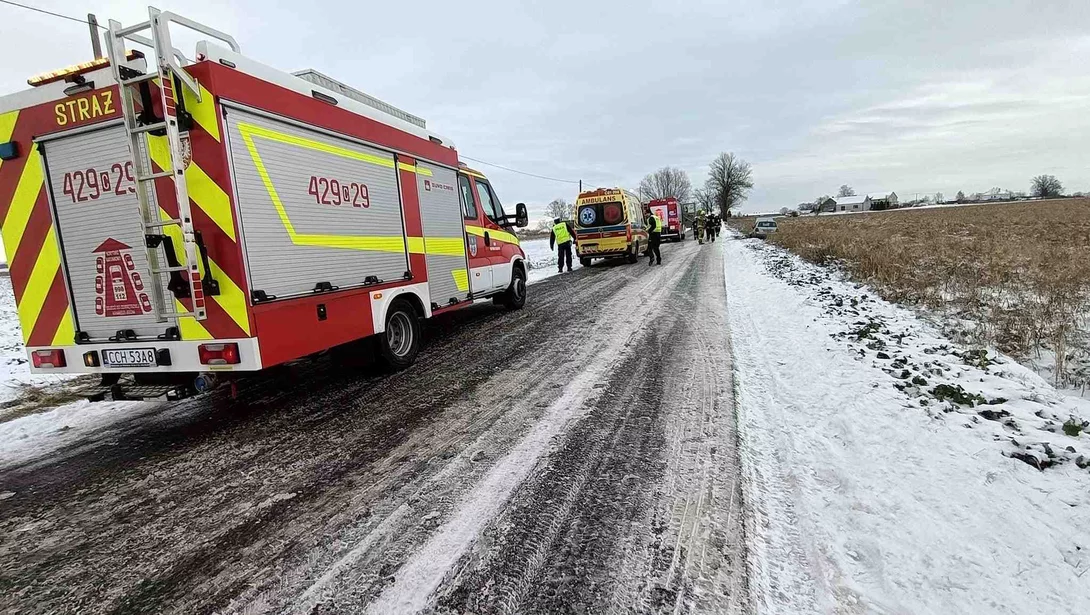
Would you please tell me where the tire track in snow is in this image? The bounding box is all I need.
[424,241,747,615]
[366,247,701,614]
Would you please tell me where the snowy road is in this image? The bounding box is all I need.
[3,233,1087,614]
[0,239,746,614]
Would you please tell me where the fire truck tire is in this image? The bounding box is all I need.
[498,266,527,310]
[580,257,592,268]
[378,299,421,369]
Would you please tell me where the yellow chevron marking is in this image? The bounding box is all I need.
[452,268,468,292]
[1,146,43,259]
[180,82,220,142]
[175,298,212,340]
[51,306,74,346]
[208,258,250,335]
[157,208,249,336]
[465,225,520,246]
[16,227,60,343]
[146,135,235,241]
[0,110,17,175]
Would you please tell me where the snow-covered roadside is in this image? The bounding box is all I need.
[0,276,78,404]
[520,237,580,284]
[723,236,1089,614]
[0,399,158,471]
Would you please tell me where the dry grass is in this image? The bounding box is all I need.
[732,199,1090,389]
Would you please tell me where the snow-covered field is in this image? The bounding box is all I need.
[724,234,1089,613]
[520,237,579,283]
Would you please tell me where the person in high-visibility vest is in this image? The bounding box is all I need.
[645,208,663,266]
[549,217,576,273]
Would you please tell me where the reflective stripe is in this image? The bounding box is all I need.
[16,227,60,343]
[175,298,213,340]
[465,225,519,246]
[208,258,250,335]
[180,82,220,142]
[1,146,42,259]
[147,135,236,241]
[0,110,17,174]
[240,125,439,256]
[452,268,469,291]
[51,306,74,346]
[237,122,432,176]
[158,208,250,337]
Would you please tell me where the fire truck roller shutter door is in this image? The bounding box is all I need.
[226,108,408,299]
[415,162,468,305]
[42,124,174,340]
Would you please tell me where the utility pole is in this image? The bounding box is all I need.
[88,13,102,59]
[578,180,582,193]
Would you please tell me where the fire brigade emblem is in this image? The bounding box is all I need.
[179,134,193,169]
[93,238,152,317]
[467,234,477,256]
[424,179,432,192]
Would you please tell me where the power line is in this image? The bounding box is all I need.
[459,155,584,185]
[0,0,103,28]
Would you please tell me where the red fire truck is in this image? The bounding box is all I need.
[0,9,528,399]
[647,197,683,241]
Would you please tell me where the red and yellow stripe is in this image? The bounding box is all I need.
[0,107,74,346]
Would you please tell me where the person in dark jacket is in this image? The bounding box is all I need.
[549,217,576,273]
[645,208,662,266]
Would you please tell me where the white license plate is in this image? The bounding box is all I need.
[102,348,157,367]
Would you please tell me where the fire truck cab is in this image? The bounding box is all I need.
[0,9,528,399]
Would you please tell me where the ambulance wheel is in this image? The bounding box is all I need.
[627,245,639,264]
[378,300,421,369]
[499,266,527,310]
[579,257,592,267]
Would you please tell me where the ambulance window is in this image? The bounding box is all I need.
[475,180,503,221]
[458,175,478,219]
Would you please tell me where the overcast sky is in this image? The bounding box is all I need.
[2,0,1090,228]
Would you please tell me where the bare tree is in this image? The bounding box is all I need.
[1031,174,1064,198]
[934,192,945,204]
[638,167,692,203]
[956,190,966,203]
[837,184,856,197]
[693,184,714,212]
[779,207,790,215]
[705,152,754,218]
[544,198,571,220]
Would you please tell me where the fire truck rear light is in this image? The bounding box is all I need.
[83,351,100,367]
[32,349,66,368]
[198,343,240,365]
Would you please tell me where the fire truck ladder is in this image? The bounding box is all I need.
[103,8,239,325]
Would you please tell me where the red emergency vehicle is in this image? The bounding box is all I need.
[647,197,683,241]
[0,9,528,399]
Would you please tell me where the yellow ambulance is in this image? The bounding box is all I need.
[573,188,646,266]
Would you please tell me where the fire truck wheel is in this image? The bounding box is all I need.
[378,300,421,369]
[499,266,527,310]
[580,257,592,268]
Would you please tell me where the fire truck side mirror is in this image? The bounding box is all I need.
[515,202,529,228]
